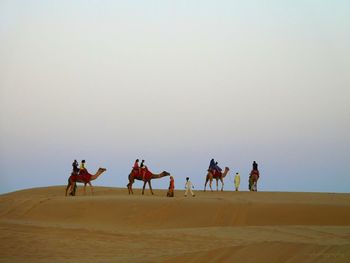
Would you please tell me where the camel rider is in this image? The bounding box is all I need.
[252,161,258,171]
[133,159,139,169]
[215,162,222,174]
[133,159,139,171]
[79,160,87,174]
[251,161,259,177]
[209,159,216,171]
[72,160,79,174]
[140,160,146,181]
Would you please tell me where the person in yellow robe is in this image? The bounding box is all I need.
[234,172,240,191]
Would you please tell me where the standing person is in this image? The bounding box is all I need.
[167,176,175,197]
[184,177,195,197]
[72,160,79,174]
[234,172,240,191]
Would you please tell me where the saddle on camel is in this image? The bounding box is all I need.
[131,166,153,181]
[71,169,93,184]
[208,168,223,179]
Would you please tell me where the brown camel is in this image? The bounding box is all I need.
[204,167,230,192]
[65,168,107,196]
[127,167,170,195]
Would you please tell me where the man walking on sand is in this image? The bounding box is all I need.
[184,177,195,197]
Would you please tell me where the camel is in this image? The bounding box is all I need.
[204,167,230,191]
[249,170,259,191]
[65,168,107,196]
[127,167,170,195]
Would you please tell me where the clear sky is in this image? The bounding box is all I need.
[1,0,349,194]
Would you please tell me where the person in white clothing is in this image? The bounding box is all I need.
[184,177,195,197]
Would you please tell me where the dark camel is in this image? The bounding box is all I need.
[65,168,107,196]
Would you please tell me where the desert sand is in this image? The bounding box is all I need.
[0,186,349,263]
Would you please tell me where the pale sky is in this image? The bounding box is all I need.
[1,0,349,194]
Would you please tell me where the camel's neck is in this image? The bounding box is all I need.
[151,172,168,179]
[91,169,105,181]
[222,169,229,178]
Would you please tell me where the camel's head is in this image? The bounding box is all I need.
[162,171,170,177]
[99,168,107,173]
[225,167,230,171]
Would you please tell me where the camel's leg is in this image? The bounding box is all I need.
[72,183,77,196]
[84,183,87,195]
[216,179,219,191]
[68,182,76,196]
[127,182,130,194]
[148,180,154,195]
[129,178,135,195]
[209,178,213,192]
[65,181,70,196]
[130,182,134,195]
[220,178,224,191]
[128,175,135,195]
[88,182,93,195]
[142,181,147,195]
[204,178,208,192]
[66,178,74,196]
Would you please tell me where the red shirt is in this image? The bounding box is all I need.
[133,161,139,169]
[169,178,175,189]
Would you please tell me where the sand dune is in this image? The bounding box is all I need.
[1,186,349,262]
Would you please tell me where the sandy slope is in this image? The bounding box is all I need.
[0,186,349,262]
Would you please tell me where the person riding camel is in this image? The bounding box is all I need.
[79,160,87,175]
[209,159,216,171]
[253,161,258,171]
[215,162,222,174]
[133,159,139,169]
[250,161,260,191]
[209,159,217,175]
[72,159,79,175]
[133,159,139,174]
[251,161,259,178]
[140,160,146,181]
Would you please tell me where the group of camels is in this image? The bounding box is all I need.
[65,165,231,196]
